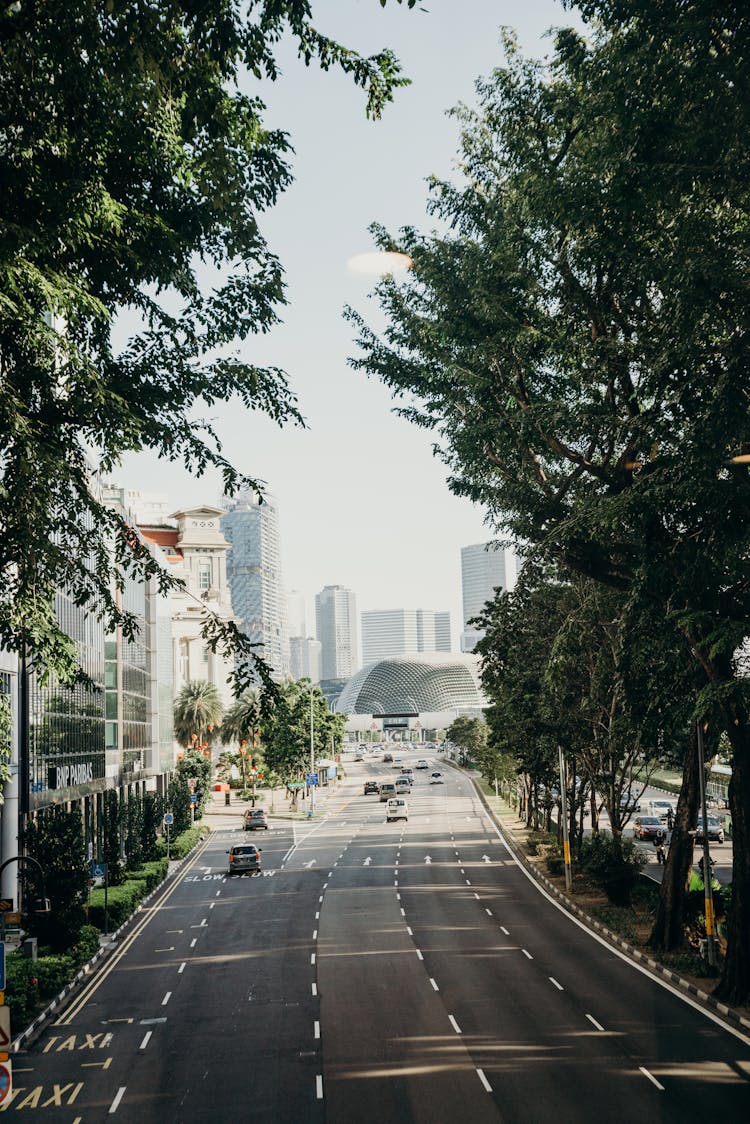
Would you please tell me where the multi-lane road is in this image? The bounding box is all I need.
[7,754,750,1121]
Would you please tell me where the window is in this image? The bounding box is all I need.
[198,561,212,591]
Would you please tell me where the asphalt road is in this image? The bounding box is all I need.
[7,756,750,1121]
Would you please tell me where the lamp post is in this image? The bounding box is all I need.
[309,686,315,817]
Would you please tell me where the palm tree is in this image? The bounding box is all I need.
[173,680,224,748]
[222,689,262,787]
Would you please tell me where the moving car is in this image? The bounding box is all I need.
[632,815,663,840]
[400,767,415,780]
[243,809,268,831]
[430,771,444,784]
[647,799,676,822]
[416,759,429,770]
[363,780,380,795]
[226,844,262,874]
[383,752,394,763]
[386,797,408,822]
[695,816,725,844]
[379,782,397,802]
[395,776,411,794]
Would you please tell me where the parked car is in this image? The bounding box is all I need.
[695,816,725,844]
[633,815,664,840]
[386,797,408,822]
[416,759,429,770]
[430,771,444,785]
[226,844,262,874]
[363,780,380,795]
[243,809,268,831]
[379,782,398,802]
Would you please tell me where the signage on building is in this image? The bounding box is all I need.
[47,762,96,789]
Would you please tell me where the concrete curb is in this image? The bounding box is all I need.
[468,773,750,1037]
[11,843,202,1053]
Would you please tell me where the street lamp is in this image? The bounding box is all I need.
[308,686,315,818]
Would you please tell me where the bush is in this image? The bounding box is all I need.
[87,880,146,930]
[33,955,74,997]
[527,830,557,856]
[156,824,208,860]
[546,853,565,876]
[579,832,646,906]
[591,904,638,943]
[71,925,101,967]
[123,858,169,893]
[5,954,40,1028]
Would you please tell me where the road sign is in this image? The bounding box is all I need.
[306,773,319,786]
[190,793,197,804]
[0,1060,11,1105]
[2,915,20,928]
[163,813,174,825]
[0,1007,10,1050]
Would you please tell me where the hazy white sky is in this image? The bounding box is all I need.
[120,1,581,646]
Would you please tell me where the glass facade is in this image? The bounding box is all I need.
[335,653,486,716]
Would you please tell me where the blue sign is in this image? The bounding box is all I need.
[163,812,174,825]
[306,773,319,786]
[190,794,197,804]
[90,861,107,881]
[0,942,5,990]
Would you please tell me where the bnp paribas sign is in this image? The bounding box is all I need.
[47,762,96,789]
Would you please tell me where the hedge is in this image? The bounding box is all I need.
[155,823,209,860]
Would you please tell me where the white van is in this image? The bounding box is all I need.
[386,797,408,822]
[379,782,397,802]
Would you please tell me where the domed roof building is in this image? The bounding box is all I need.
[335,652,487,733]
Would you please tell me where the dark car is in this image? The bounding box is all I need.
[695,816,725,844]
[243,808,268,831]
[632,815,663,840]
[383,752,394,763]
[363,780,379,795]
[227,844,262,875]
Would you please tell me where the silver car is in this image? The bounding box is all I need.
[227,844,262,875]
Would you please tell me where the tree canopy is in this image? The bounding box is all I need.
[0,0,412,688]
[349,2,750,1002]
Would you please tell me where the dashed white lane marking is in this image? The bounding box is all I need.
[416,949,423,960]
[549,977,564,991]
[315,911,320,919]
[407,926,413,936]
[328,871,333,877]
[474,893,480,899]
[485,909,493,916]
[215,890,221,897]
[586,1014,605,1031]
[395,880,399,886]
[139,1032,152,1050]
[313,929,318,940]
[460,868,465,874]
[311,953,316,965]
[430,978,439,991]
[522,949,533,959]
[190,938,197,948]
[477,1069,493,1093]
[316,1075,324,1100]
[400,908,406,917]
[178,962,186,974]
[396,893,401,900]
[314,1021,321,1039]
[109,1087,127,1114]
[465,879,471,886]
[639,1066,665,1091]
[449,1015,462,1034]
[209,903,215,910]
[312,983,318,997]
[162,992,172,1006]
[323,882,328,888]
[500,926,510,935]
[319,896,324,903]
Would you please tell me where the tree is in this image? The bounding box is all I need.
[222,688,263,787]
[446,716,487,766]
[173,681,224,749]
[263,679,340,781]
[166,772,192,836]
[177,749,213,819]
[350,4,750,1003]
[23,807,89,952]
[0,0,413,690]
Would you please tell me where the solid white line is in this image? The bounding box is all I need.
[477,1068,492,1092]
[314,1020,321,1039]
[162,992,171,1006]
[549,977,564,991]
[430,978,439,991]
[449,1015,462,1034]
[312,982,318,997]
[586,1014,605,1031]
[416,949,424,960]
[109,1087,127,1114]
[639,1066,665,1091]
[500,926,510,935]
[139,1032,152,1050]
[178,962,186,974]
[316,1074,324,1100]
[522,949,533,960]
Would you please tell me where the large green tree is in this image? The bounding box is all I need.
[350,3,750,1001]
[173,680,224,748]
[0,0,412,689]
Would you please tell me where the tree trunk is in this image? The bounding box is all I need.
[589,788,599,835]
[715,720,750,1005]
[648,727,700,951]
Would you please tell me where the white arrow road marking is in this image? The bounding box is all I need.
[302,860,317,868]
[424,856,432,864]
[482,855,491,863]
[363,857,372,865]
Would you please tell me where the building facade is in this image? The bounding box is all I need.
[460,542,515,653]
[315,585,358,680]
[221,490,289,681]
[289,636,321,682]
[361,608,452,665]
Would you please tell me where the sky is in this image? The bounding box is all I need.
[120,0,582,649]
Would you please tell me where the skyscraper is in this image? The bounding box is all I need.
[460,543,515,652]
[290,636,322,682]
[361,609,451,665]
[221,489,289,680]
[315,585,358,680]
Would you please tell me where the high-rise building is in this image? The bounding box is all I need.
[290,636,322,682]
[221,490,289,680]
[460,542,515,652]
[315,585,358,680]
[286,589,307,639]
[361,609,451,665]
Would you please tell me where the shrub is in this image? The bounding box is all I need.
[579,832,646,906]
[33,955,74,997]
[5,954,40,1028]
[123,858,169,893]
[546,853,565,876]
[527,830,557,856]
[71,925,101,967]
[87,881,146,930]
[156,824,208,860]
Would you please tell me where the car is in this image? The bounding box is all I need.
[383,753,394,763]
[226,844,262,874]
[395,776,411,793]
[392,758,403,769]
[400,767,414,779]
[242,808,268,831]
[386,797,408,822]
[416,759,429,770]
[363,780,380,795]
[354,751,365,761]
[379,782,398,802]
[647,799,676,822]
[632,815,663,840]
[430,771,444,784]
[618,796,641,814]
[695,816,725,844]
